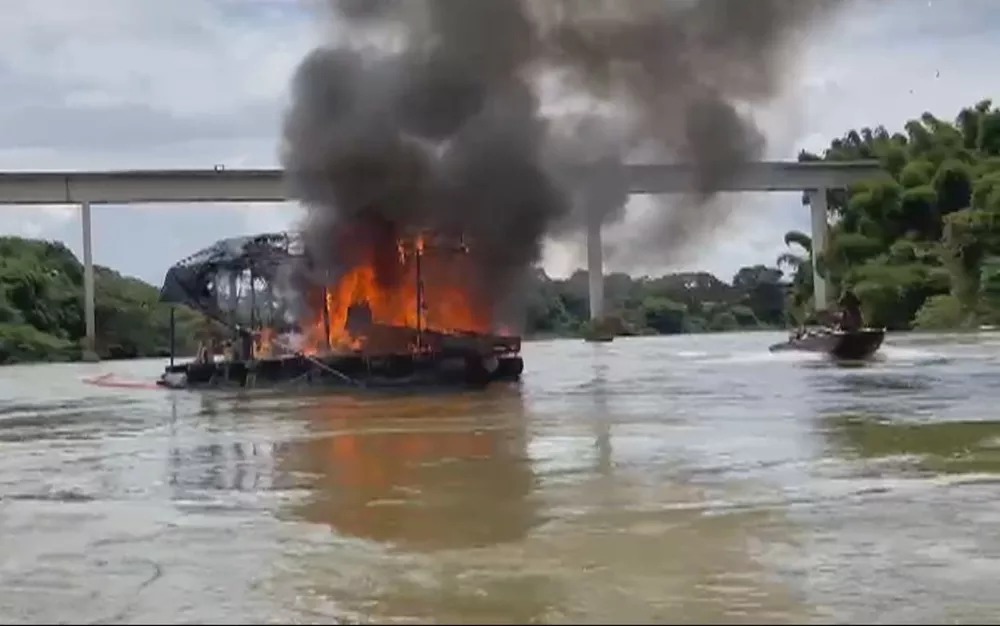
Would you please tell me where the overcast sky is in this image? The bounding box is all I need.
[1,0,998,287]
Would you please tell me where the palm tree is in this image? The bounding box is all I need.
[777,230,815,324]
[777,230,812,270]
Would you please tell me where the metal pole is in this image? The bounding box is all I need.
[228,271,239,328]
[264,281,275,328]
[415,238,424,352]
[321,279,331,354]
[249,268,256,328]
[169,306,176,367]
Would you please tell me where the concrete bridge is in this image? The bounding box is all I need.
[0,160,883,356]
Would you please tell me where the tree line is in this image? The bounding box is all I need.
[0,233,786,363]
[523,265,786,338]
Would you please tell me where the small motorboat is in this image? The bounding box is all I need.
[768,326,886,360]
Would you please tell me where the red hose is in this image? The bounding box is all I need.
[82,372,164,391]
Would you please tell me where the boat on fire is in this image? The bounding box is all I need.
[768,325,886,360]
[156,231,525,391]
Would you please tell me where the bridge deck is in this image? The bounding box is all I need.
[0,161,883,205]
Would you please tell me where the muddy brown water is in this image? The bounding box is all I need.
[3,332,1000,624]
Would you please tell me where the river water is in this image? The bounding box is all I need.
[2,332,1000,624]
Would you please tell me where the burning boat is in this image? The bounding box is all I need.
[156,229,524,391]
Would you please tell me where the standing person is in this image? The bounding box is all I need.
[194,314,221,364]
[838,289,864,331]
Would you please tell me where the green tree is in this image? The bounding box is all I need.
[777,230,814,322]
[0,237,205,364]
[783,98,1000,330]
[732,264,784,327]
[641,297,688,334]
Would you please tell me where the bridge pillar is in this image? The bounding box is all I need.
[582,160,628,321]
[586,208,604,321]
[81,201,99,362]
[807,188,829,311]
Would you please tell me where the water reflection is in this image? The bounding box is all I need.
[165,393,283,498]
[590,357,613,477]
[823,413,1000,475]
[265,382,810,624]
[167,440,275,494]
[275,389,540,551]
[0,397,147,443]
[833,373,933,394]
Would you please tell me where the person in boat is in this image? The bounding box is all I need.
[837,289,864,332]
[193,316,220,365]
[792,311,824,340]
[195,342,212,364]
[237,325,255,361]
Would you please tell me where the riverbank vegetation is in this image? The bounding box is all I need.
[0,237,204,364]
[0,234,785,364]
[782,98,1000,331]
[524,265,787,337]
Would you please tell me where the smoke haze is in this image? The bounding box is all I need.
[280,0,847,325]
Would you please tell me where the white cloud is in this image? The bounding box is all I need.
[0,0,315,169]
[0,0,317,283]
[240,202,306,236]
[0,205,77,240]
[0,0,998,286]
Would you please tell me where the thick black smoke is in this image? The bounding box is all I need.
[535,0,844,268]
[281,0,846,326]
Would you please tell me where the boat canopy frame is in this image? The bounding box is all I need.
[159,231,305,330]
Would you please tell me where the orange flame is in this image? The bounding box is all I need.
[255,327,276,359]
[302,232,492,356]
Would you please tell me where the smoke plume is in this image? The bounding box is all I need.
[281,0,846,326]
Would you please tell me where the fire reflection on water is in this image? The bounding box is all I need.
[258,383,808,624]
[274,389,538,551]
[159,370,807,623]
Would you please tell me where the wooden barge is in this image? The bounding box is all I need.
[158,324,524,390]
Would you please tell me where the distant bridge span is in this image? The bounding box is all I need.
[0,161,879,203]
[0,160,883,358]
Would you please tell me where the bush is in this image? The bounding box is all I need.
[912,295,968,330]
[0,323,77,364]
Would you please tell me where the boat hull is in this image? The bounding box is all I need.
[160,324,525,392]
[157,352,524,391]
[769,327,885,360]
